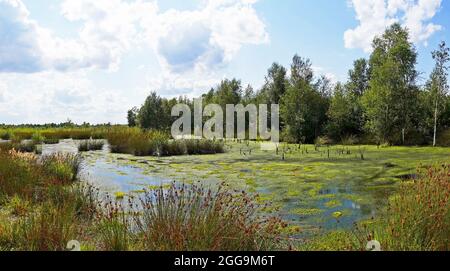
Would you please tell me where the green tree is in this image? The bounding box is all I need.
[326,83,361,140]
[425,41,450,146]
[213,79,242,107]
[138,92,170,131]
[260,63,288,105]
[127,107,139,127]
[362,24,419,145]
[347,58,370,97]
[290,55,313,85]
[281,55,329,143]
[343,58,370,136]
[242,84,255,105]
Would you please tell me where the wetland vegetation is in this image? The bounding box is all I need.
[1,24,449,251]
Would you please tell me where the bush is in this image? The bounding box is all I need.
[106,128,224,157]
[314,136,333,147]
[43,138,60,145]
[96,201,133,251]
[184,140,224,155]
[340,135,359,145]
[437,129,450,147]
[106,128,157,155]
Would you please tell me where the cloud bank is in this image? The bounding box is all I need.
[345,0,443,52]
[0,0,268,74]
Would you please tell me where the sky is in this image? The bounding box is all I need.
[0,0,449,124]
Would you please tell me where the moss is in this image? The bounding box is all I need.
[292,208,324,216]
[298,231,364,251]
[324,200,343,208]
[115,192,126,200]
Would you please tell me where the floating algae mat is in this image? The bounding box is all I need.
[42,141,450,235]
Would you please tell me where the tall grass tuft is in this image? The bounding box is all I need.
[368,164,450,251]
[78,140,105,152]
[41,153,82,185]
[132,183,285,251]
[0,150,98,251]
[0,130,11,140]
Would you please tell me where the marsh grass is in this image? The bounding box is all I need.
[106,128,224,157]
[31,132,45,144]
[367,164,450,251]
[0,130,11,140]
[41,153,82,185]
[0,150,99,251]
[94,183,286,251]
[78,140,105,152]
[135,183,284,251]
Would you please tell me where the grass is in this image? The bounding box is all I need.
[105,127,224,157]
[133,183,285,251]
[366,164,450,251]
[0,127,111,142]
[78,140,105,152]
[0,150,98,251]
[95,183,286,251]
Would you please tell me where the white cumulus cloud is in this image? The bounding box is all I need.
[0,0,267,74]
[345,0,443,52]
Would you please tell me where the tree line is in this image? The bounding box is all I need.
[128,24,450,146]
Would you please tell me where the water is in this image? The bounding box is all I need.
[41,140,173,194]
[40,140,391,235]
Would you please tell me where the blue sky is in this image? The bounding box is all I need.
[0,0,449,124]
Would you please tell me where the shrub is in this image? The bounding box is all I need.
[43,138,60,145]
[6,195,31,217]
[437,129,450,147]
[106,128,166,156]
[340,135,359,145]
[0,150,42,200]
[298,231,365,251]
[315,136,333,147]
[184,140,224,155]
[160,140,187,156]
